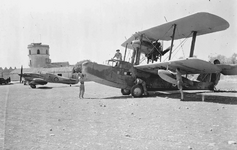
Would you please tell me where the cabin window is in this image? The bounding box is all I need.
[37,49,40,54]
[57,74,62,76]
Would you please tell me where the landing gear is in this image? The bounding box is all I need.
[30,84,36,89]
[131,84,144,97]
[121,89,131,95]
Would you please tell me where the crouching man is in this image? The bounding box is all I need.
[135,78,148,96]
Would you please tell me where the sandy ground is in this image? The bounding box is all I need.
[0,80,237,150]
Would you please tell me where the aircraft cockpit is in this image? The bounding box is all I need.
[106,59,133,70]
[106,59,120,67]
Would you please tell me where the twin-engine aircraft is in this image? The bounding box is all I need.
[82,12,237,97]
[19,66,79,88]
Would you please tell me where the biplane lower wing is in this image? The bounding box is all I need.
[217,64,237,75]
[135,58,237,75]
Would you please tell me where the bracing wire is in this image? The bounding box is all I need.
[172,38,188,59]
[163,31,193,61]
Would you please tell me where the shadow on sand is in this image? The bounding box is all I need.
[37,86,53,89]
[149,91,237,105]
[0,83,14,86]
[103,91,237,105]
[35,85,78,89]
[104,95,133,99]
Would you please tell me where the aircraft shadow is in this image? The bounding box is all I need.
[37,86,53,89]
[104,95,133,99]
[35,85,78,89]
[150,92,237,105]
[52,85,78,89]
[102,92,237,105]
[0,83,13,86]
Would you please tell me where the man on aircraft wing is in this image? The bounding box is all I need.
[113,49,122,61]
[112,49,123,66]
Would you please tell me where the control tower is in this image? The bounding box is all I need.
[28,43,51,68]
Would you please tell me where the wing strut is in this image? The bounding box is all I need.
[134,34,143,65]
[124,43,128,61]
[168,24,177,60]
[189,31,197,57]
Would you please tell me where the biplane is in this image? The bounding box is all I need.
[18,66,79,88]
[81,12,237,97]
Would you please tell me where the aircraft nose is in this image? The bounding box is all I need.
[82,60,90,66]
[81,61,93,74]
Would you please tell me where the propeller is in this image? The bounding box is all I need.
[20,65,23,83]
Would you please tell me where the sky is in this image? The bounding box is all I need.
[0,0,236,68]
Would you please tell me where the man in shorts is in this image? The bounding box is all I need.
[176,68,184,101]
[79,74,85,99]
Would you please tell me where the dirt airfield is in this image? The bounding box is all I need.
[0,80,237,150]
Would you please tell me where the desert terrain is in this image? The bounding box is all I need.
[0,80,237,150]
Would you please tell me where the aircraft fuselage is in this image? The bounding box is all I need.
[82,60,217,95]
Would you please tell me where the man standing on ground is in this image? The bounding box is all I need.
[176,68,184,101]
[79,74,85,99]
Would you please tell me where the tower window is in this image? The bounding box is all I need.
[37,49,40,54]
[29,50,31,55]
[46,50,48,55]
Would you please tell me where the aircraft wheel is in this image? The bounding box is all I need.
[121,89,131,95]
[131,84,144,98]
[54,77,59,82]
[30,84,36,89]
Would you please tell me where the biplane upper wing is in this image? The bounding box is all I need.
[122,12,229,49]
[135,58,237,75]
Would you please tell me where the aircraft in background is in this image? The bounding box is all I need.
[18,66,79,88]
[82,12,237,97]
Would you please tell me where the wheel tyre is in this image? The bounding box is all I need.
[121,89,131,95]
[30,84,36,89]
[131,84,144,98]
[54,77,59,82]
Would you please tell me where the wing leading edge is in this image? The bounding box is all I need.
[122,12,229,49]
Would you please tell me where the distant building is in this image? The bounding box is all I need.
[28,43,69,68]
[5,43,74,81]
[28,43,51,68]
[44,62,70,68]
[0,67,15,79]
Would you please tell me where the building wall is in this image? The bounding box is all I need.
[28,43,51,68]
[0,67,16,80]
[29,55,50,68]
